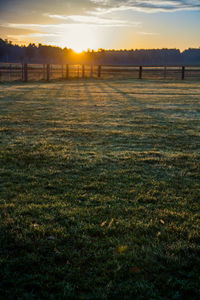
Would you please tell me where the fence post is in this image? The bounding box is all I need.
[24,63,28,82]
[9,64,12,81]
[46,64,50,81]
[82,65,85,79]
[164,66,167,79]
[182,66,185,80]
[66,64,69,79]
[77,65,80,78]
[98,65,101,78]
[62,64,64,79]
[21,63,24,81]
[90,65,93,78]
[139,66,142,79]
[43,64,46,80]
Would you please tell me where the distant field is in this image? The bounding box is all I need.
[0,79,200,299]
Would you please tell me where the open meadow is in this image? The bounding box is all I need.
[0,79,200,299]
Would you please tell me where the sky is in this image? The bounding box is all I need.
[0,0,200,52]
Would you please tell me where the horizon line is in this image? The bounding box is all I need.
[1,38,200,54]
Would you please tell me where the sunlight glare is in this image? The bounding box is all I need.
[60,25,99,52]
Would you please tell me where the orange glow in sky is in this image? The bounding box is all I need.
[0,0,200,51]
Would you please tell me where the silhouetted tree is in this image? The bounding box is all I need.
[25,44,36,62]
[0,38,200,65]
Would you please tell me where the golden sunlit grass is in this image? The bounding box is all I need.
[0,79,200,299]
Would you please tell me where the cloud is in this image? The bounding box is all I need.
[1,0,199,19]
[91,0,200,13]
[1,22,65,30]
[0,0,99,19]
[7,33,59,39]
[48,14,141,26]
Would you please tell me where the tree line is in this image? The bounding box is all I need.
[0,38,200,65]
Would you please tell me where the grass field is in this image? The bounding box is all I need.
[0,79,200,299]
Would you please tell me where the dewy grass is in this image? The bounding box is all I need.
[0,79,200,299]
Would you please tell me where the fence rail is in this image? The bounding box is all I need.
[0,63,200,82]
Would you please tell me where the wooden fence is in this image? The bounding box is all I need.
[0,63,200,82]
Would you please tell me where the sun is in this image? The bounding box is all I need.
[60,24,99,52]
[72,45,87,53]
[73,48,83,53]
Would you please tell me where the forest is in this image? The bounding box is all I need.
[0,38,200,65]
